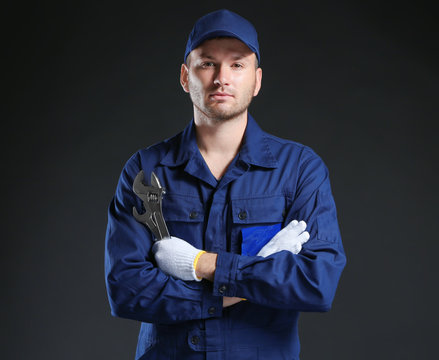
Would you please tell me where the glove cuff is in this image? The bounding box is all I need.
[172,245,204,282]
[193,250,206,281]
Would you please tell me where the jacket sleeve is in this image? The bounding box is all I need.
[105,152,223,324]
[212,148,346,311]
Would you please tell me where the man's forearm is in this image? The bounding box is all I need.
[195,252,217,281]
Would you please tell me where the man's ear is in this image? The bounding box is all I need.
[180,63,190,93]
[253,67,262,97]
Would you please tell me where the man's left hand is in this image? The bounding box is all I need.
[153,236,204,281]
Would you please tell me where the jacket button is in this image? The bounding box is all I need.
[238,211,247,220]
[191,336,199,345]
[219,285,227,294]
[189,211,198,219]
[208,306,216,315]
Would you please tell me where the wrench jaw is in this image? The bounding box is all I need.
[150,172,163,191]
[133,171,152,202]
[132,170,170,240]
[133,170,165,205]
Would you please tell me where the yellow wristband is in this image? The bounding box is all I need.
[193,250,207,280]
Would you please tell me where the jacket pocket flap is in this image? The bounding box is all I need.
[162,194,204,222]
[231,196,286,224]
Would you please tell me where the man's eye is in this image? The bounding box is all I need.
[232,63,244,68]
[201,62,215,67]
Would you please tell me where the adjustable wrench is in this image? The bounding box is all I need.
[132,170,170,240]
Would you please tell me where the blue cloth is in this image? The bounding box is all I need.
[241,223,282,256]
[105,115,346,360]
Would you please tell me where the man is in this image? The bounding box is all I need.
[105,9,346,360]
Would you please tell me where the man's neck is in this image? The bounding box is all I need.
[193,109,248,160]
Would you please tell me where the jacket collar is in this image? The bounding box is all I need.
[160,119,199,167]
[160,114,278,169]
[238,114,278,168]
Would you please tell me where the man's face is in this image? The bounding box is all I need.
[181,37,262,122]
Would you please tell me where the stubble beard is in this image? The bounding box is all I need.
[188,82,256,123]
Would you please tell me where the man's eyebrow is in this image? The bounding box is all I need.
[231,54,246,60]
[198,53,249,61]
[198,54,216,60]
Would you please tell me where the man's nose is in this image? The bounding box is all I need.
[213,64,231,87]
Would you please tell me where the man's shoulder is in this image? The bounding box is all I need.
[263,131,305,149]
[261,131,329,185]
[137,131,182,159]
[262,131,322,163]
[122,131,183,171]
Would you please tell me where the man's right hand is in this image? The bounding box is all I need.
[257,220,310,257]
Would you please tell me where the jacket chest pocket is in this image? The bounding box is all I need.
[230,196,286,255]
[162,194,204,249]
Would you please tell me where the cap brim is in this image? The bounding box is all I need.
[187,29,259,62]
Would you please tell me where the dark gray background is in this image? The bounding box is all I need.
[3,0,438,359]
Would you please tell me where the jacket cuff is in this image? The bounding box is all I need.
[201,281,223,318]
[212,250,239,297]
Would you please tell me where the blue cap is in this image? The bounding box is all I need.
[184,9,260,65]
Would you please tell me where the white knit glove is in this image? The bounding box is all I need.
[257,220,310,257]
[152,236,205,281]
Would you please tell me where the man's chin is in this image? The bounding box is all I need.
[208,111,245,122]
[205,105,248,122]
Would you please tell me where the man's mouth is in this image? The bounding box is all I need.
[209,92,233,99]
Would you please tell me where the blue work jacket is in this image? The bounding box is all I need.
[105,115,346,360]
